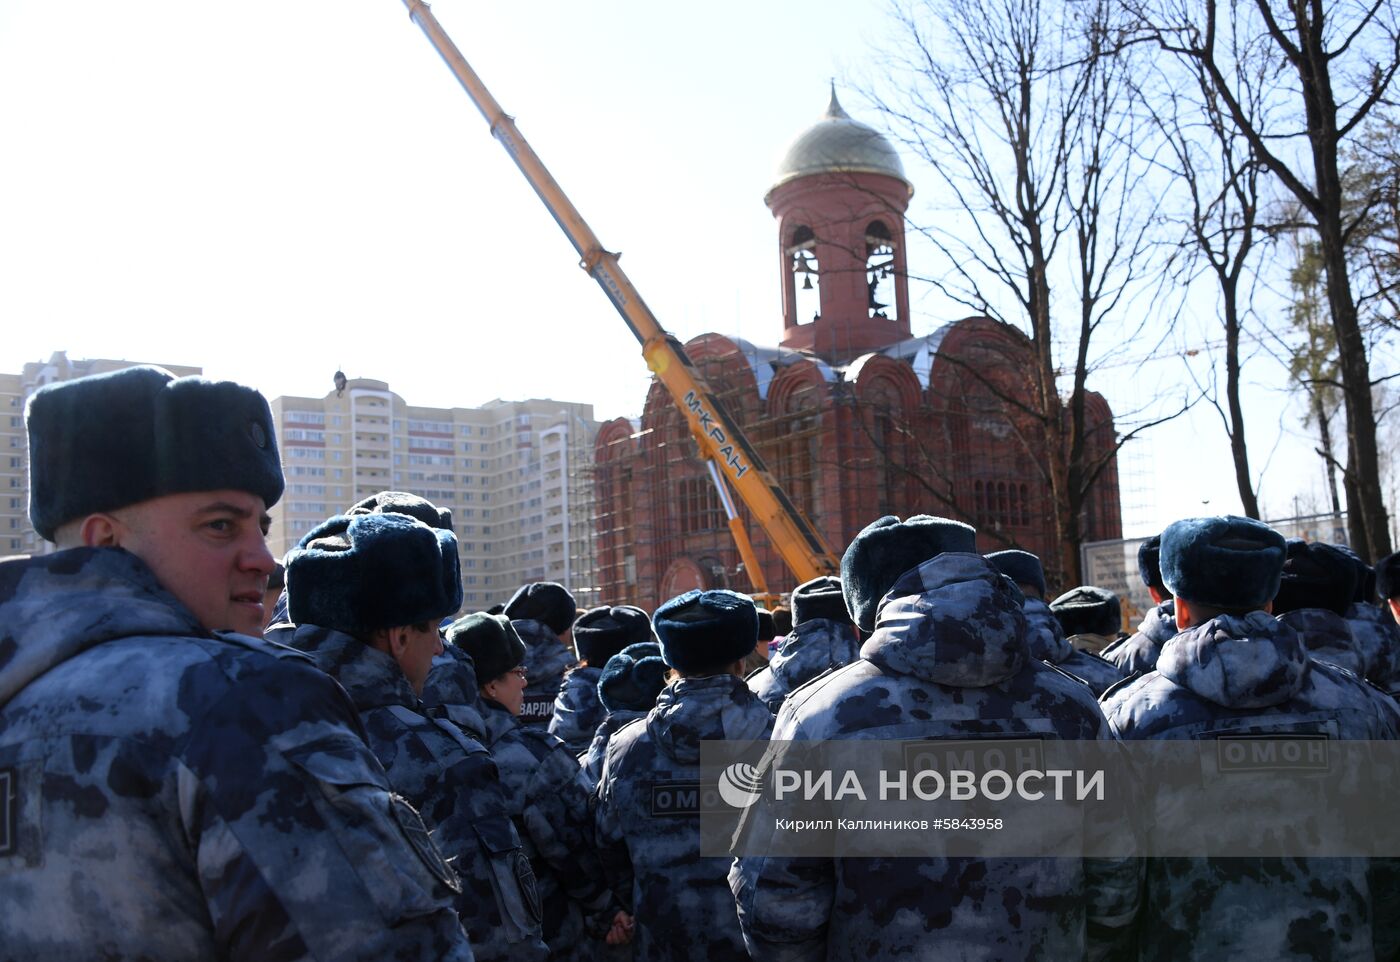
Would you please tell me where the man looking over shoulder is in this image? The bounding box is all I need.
[0,366,472,961]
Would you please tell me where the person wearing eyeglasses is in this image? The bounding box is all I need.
[451,612,633,959]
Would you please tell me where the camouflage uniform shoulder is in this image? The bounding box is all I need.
[1097,670,1168,734]
[211,628,318,664]
[1305,660,1400,735]
[603,713,649,756]
[774,661,852,718]
[504,720,573,764]
[1023,657,1111,712]
[380,704,490,767]
[597,714,651,780]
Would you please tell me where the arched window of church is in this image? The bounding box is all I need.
[778,386,819,519]
[865,221,896,321]
[865,381,904,517]
[1018,483,1030,526]
[997,481,1009,530]
[974,480,986,526]
[787,225,820,324]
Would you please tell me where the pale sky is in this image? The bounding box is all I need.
[0,0,1374,540]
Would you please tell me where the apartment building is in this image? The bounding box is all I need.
[0,352,201,557]
[268,377,602,609]
[3,359,602,613]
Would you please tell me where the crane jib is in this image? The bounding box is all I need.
[397,0,841,581]
[683,391,749,478]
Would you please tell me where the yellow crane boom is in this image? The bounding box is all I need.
[398,0,838,586]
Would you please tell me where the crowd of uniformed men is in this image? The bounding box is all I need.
[0,366,1397,961]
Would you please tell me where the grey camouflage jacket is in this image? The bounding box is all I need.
[549,666,604,757]
[1277,607,1368,678]
[479,699,617,960]
[1103,600,1176,677]
[0,549,472,962]
[580,709,646,790]
[422,642,489,741]
[1023,599,1125,696]
[1346,601,1400,690]
[1101,610,1400,961]
[747,617,859,714]
[274,623,547,962]
[595,674,774,961]
[1023,597,1067,656]
[729,552,1139,962]
[513,618,578,726]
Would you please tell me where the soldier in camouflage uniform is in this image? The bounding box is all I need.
[730,516,1139,960]
[505,582,580,725]
[989,550,1124,696]
[422,638,491,740]
[452,613,631,959]
[580,642,668,790]
[1377,551,1400,699]
[279,512,546,962]
[746,575,858,714]
[1101,515,1400,961]
[1103,535,1178,677]
[1272,539,1369,677]
[1051,584,1126,656]
[1338,545,1400,691]
[551,605,652,756]
[0,367,471,961]
[596,589,775,961]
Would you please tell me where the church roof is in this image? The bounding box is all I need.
[771,88,911,193]
[723,336,838,400]
[705,325,957,402]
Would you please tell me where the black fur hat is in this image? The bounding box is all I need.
[1160,515,1285,609]
[790,575,849,627]
[1050,586,1122,637]
[573,605,652,665]
[597,642,668,713]
[985,550,1047,598]
[447,613,525,685]
[1333,543,1376,604]
[1376,550,1400,601]
[654,589,758,674]
[1137,535,1165,591]
[26,365,283,540]
[347,490,453,531]
[286,513,462,636]
[1272,540,1358,617]
[504,582,577,635]
[756,609,777,642]
[841,515,978,633]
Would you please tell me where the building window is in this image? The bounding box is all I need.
[677,477,724,534]
[788,224,819,323]
[286,411,326,426]
[865,220,897,321]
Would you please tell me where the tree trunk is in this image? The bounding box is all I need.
[1222,277,1260,518]
[1314,391,1343,518]
[1289,1,1392,556]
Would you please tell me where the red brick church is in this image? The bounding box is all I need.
[593,92,1121,612]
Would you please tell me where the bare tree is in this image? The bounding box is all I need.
[1139,10,1275,517]
[863,0,1171,581]
[1126,0,1400,558]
